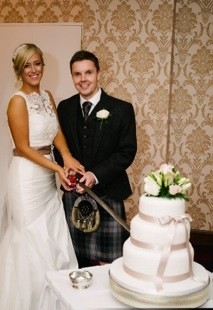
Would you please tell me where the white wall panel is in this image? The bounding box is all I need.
[0,23,82,238]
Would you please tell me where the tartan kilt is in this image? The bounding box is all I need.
[62,191,130,263]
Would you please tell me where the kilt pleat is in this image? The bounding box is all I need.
[62,191,129,262]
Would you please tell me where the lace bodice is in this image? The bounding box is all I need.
[12,90,58,147]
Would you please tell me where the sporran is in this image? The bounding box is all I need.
[71,194,100,233]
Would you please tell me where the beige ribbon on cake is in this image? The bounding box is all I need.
[124,213,194,291]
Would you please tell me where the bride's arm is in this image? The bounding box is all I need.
[47,91,85,176]
[7,95,75,190]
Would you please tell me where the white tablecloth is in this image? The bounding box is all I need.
[42,265,213,309]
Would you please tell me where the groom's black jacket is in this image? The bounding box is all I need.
[53,89,137,201]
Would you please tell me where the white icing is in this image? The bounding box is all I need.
[125,195,192,277]
[110,258,209,296]
[139,194,185,217]
[110,194,209,297]
[123,239,194,276]
[130,213,190,245]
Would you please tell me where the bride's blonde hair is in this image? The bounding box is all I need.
[12,43,45,78]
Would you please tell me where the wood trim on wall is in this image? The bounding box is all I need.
[190,230,213,247]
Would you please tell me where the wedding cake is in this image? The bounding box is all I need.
[109,164,210,308]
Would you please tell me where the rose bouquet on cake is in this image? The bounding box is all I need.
[144,163,191,200]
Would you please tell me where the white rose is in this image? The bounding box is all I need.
[181,183,191,192]
[164,172,174,186]
[169,184,182,195]
[96,109,110,119]
[144,175,160,196]
[159,163,174,174]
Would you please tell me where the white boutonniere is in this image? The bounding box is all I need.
[96,109,110,129]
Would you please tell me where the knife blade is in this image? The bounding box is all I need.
[78,181,130,233]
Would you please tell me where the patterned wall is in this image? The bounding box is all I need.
[0,0,212,231]
[171,1,212,231]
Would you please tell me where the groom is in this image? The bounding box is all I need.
[54,50,137,268]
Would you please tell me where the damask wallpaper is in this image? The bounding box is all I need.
[0,0,212,231]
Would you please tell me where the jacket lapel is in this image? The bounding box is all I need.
[88,93,110,157]
[68,97,82,156]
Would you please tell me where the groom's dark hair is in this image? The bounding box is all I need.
[70,50,100,73]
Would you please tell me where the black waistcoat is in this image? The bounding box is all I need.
[77,107,97,169]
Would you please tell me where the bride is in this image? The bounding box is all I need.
[0,43,85,310]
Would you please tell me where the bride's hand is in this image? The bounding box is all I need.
[56,166,74,191]
[62,153,85,175]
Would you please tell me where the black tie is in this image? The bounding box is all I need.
[82,101,92,120]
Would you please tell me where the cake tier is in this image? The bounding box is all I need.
[110,258,209,305]
[123,239,194,277]
[139,195,185,217]
[130,212,191,247]
[127,195,192,277]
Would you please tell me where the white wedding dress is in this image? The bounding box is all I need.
[0,90,78,310]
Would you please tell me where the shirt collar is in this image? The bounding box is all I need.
[80,88,102,108]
